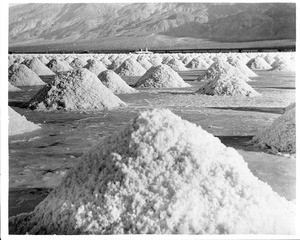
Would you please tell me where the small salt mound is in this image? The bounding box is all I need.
[46,59,73,73]
[246,57,272,70]
[84,60,107,75]
[28,68,126,111]
[264,55,276,65]
[100,57,112,67]
[251,105,295,153]
[227,58,257,78]
[38,55,49,65]
[162,55,174,64]
[9,108,295,234]
[148,56,163,66]
[23,57,56,76]
[98,70,137,94]
[182,55,193,65]
[9,107,40,136]
[64,56,74,64]
[9,64,45,86]
[8,82,21,91]
[166,58,187,71]
[186,58,209,70]
[69,58,87,69]
[110,57,127,70]
[135,64,190,88]
[115,58,146,76]
[198,60,251,82]
[269,59,295,72]
[197,70,259,96]
[137,58,153,70]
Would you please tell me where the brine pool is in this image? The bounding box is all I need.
[8,70,296,217]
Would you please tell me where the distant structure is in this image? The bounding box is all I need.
[135,46,153,54]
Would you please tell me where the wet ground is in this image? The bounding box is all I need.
[8,69,295,217]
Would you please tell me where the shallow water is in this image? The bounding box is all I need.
[8,69,296,216]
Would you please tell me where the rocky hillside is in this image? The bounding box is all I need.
[9,3,295,47]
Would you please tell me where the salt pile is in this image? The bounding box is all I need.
[8,82,21,92]
[137,58,153,70]
[28,68,126,111]
[46,58,73,73]
[246,57,272,70]
[110,57,127,70]
[148,56,163,66]
[135,64,191,88]
[38,55,49,65]
[98,70,137,94]
[251,105,295,153]
[115,58,146,76]
[100,57,112,67]
[9,108,295,234]
[227,58,257,78]
[70,58,87,69]
[186,57,209,70]
[167,58,187,71]
[269,59,295,72]
[197,70,259,96]
[182,55,193,65]
[197,60,251,82]
[264,55,276,65]
[9,64,45,86]
[9,107,40,136]
[84,60,107,75]
[23,57,56,76]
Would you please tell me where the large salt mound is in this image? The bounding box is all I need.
[70,58,87,69]
[197,60,251,82]
[98,70,137,94]
[135,64,190,88]
[9,107,40,136]
[9,64,46,86]
[167,59,187,71]
[246,57,272,70]
[9,109,295,234]
[186,57,209,70]
[251,106,295,153]
[197,70,259,97]
[8,82,21,92]
[28,68,126,111]
[23,57,56,76]
[46,59,73,73]
[84,60,107,75]
[227,59,257,78]
[115,58,146,76]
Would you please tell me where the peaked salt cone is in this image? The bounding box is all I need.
[23,57,56,76]
[9,109,295,234]
[115,58,146,76]
[9,63,45,86]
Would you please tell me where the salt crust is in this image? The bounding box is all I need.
[115,58,146,76]
[135,64,190,88]
[23,57,56,76]
[98,70,137,94]
[9,63,46,86]
[251,105,295,153]
[28,68,126,111]
[9,109,295,234]
[9,107,40,136]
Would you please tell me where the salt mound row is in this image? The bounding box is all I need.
[98,70,137,94]
[115,58,146,76]
[197,70,259,96]
[135,64,191,88]
[227,59,257,78]
[9,107,40,136]
[28,68,126,111]
[269,59,295,72]
[9,64,45,86]
[8,82,21,92]
[23,58,56,76]
[186,58,209,70]
[197,60,251,82]
[46,59,73,73]
[9,109,295,234]
[70,58,87,69]
[251,105,295,153]
[167,59,187,71]
[84,60,107,75]
[246,57,271,70]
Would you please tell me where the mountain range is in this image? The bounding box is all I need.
[9,3,296,51]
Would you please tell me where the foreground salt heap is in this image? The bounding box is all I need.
[251,104,295,153]
[98,70,137,94]
[28,68,126,111]
[9,109,295,234]
[9,63,46,86]
[135,64,190,88]
[9,107,40,136]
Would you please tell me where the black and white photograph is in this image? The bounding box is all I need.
[1,0,298,238]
